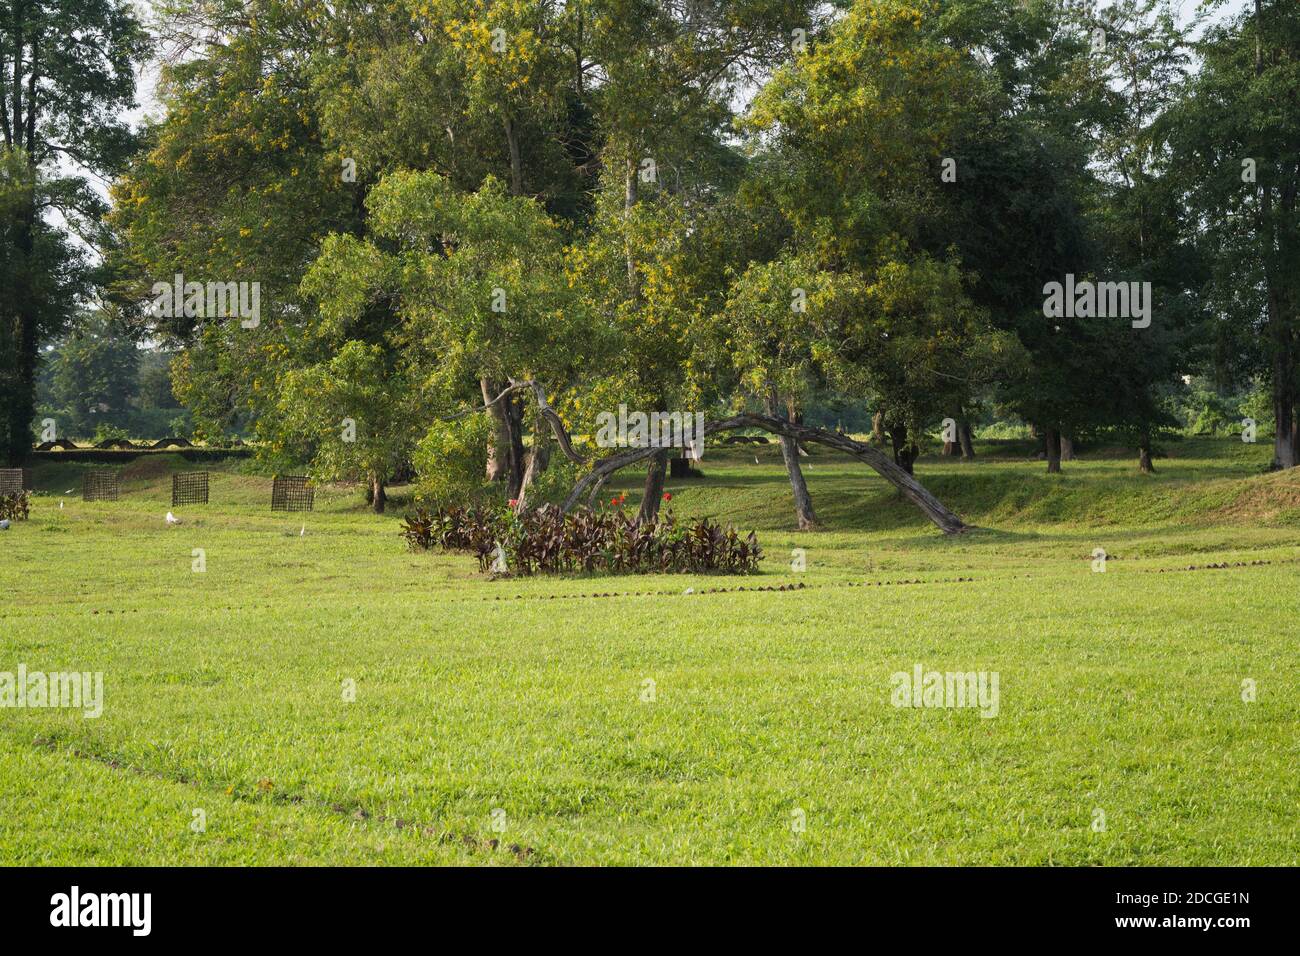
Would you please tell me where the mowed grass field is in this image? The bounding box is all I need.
[1,437,1297,865]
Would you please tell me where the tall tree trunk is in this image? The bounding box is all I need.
[636,448,668,524]
[482,377,511,482]
[503,116,523,196]
[3,196,37,467]
[1254,3,1297,470]
[767,389,817,530]
[369,473,387,514]
[481,378,526,496]
[3,37,38,467]
[888,423,917,475]
[1138,429,1155,474]
[624,156,638,288]
[1271,346,1297,469]
[871,410,886,445]
[505,395,527,500]
[1045,427,1062,473]
[514,426,551,512]
[958,421,975,460]
[502,111,528,513]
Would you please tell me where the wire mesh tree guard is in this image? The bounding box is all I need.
[83,470,121,502]
[271,475,314,511]
[0,468,28,495]
[172,472,209,506]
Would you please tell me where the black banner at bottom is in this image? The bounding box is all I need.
[0,866,1286,942]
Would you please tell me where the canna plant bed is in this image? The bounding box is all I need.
[402,502,761,576]
[0,492,30,522]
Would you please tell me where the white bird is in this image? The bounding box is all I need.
[683,587,694,595]
[64,489,72,495]
[0,519,10,530]
[165,511,180,525]
[59,499,63,509]
[754,455,760,464]
[300,524,305,536]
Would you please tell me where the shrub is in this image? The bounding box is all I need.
[0,491,30,521]
[92,422,131,445]
[412,414,492,504]
[402,503,762,576]
[168,412,194,439]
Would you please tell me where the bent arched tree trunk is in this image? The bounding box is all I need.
[555,412,966,534]
[506,380,965,533]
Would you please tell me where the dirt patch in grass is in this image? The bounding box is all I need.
[120,457,175,483]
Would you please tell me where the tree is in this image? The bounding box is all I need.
[569,0,821,522]
[301,169,592,505]
[920,0,1115,473]
[309,1,589,486]
[1167,0,1300,469]
[828,247,1016,475]
[742,0,1016,475]
[45,309,140,437]
[556,408,969,534]
[565,185,725,521]
[723,253,836,528]
[270,342,424,513]
[1083,0,1199,472]
[110,0,355,445]
[0,0,147,463]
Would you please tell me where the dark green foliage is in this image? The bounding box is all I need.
[403,504,761,577]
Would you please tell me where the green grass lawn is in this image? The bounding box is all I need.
[1,438,1297,865]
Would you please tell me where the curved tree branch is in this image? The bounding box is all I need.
[448,380,967,534]
[556,412,967,535]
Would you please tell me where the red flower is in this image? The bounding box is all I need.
[508,499,518,508]
[662,492,672,502]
